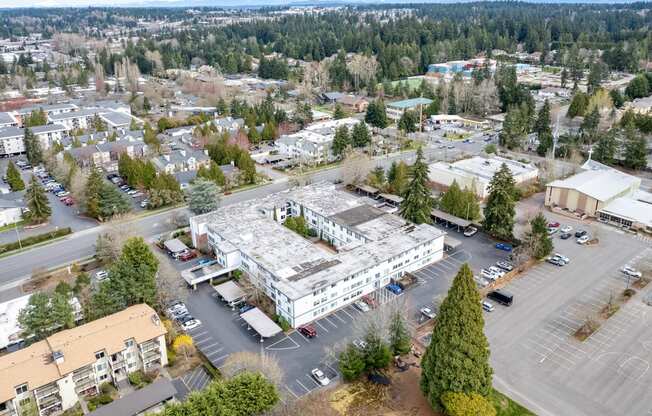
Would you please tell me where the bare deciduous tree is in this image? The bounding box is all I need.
[221,351,284,387]
[340,149,373,186]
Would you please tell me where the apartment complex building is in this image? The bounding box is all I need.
[190,182,446,327]
[0,304,167,416]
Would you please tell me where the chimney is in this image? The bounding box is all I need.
[52,351,64,364]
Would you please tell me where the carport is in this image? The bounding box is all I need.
[164,238,188,256]
[353,184,380,198]
[430,208,471,231]
[213,280,246,307]
[379,193,403,207]
[444,235,462,252]
[240,307,282,342]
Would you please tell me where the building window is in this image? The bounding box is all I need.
[125,339,134,348]
[15,384,28,395]
[99,374,108,381]
[95,351,105,360]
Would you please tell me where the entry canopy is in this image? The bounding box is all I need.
[240,307,283,338]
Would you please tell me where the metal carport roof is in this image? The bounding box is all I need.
[213,280,246,303]
[240,307,283,338]
[163,238,188,253]
[430,208,472,228]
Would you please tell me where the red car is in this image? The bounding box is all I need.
[178,250,197,261]
[362,295,378,309]
[60,197,74,206]
[297,325,317,338]
[548,222,560,228]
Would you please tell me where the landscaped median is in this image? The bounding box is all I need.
[0,227,72,255]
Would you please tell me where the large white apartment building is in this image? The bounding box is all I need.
[190,183,446,327]
[0,124,67,156]
[0,304,167,416]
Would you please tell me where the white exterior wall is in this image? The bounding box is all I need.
[56,375,78,412]
[34,130,63,150]
[0,207,22,227]
[0,135,25,156]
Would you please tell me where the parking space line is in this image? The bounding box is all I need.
[213,354,230,366]
[323,316,338,328]
[291,331,311,344]
[190,330,208,337]
[315,320,329,333]
[196,340,219,348]
[332,312,347,324]
[306,374,321,387]
[295,379,311,393]
[204,347,225,357]
[285,385,299,399]
[340,308,355,320]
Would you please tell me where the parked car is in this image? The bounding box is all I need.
[463,226,478,237]
[481,269,499,281]
[622,266,642,278]
[131,192,144,198]
[361,295,378,309]
[548,222,560,228]
[474,276,490,288]
[482,301,495,312]
[298,325,317,338]
[311,368,330,386]
[495,242,513,252]
[140,199,149,208]
[560,232,572,240]
[547,256,565,266]
[547,227,558,235]
[496,261,513,271]
[487,266,506,278]
[61,197,74,206]
[554,253,570,264]
[576,235,590,244]
[420,307,436,320]
[181,318,202,331]
[95,270,109,281]
[575,230,587,238]
[353,300,371,312]
[198,258,214,266]
[386,283,403,295]
[239,303,255,314]
[178,250,197,261]
[487,289,513,306]
[560,225,573,233]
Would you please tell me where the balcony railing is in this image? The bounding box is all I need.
[74,378,97,394]
[140,341,159,353]
[37,394,61,411]
[34,384,58,400]
[72,366,95,383]
[0,404,17,416]
[142,349,161,361]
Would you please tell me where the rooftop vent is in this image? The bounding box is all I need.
[151,314,160,326]
[52,351,64,364]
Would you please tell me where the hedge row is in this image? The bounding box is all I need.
[0,227,72,254]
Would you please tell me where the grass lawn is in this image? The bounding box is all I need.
[490,388,536,416]
[0,220,25,233]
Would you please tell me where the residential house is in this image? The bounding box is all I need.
[0,127,25,156]
[0,304,167,416]
[13,103,78,127]
[336,95,369,113]
[31,124,66,150]
[152,148,210,175]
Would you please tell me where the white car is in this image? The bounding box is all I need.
[181,319,201,331]
[577,235,590,244]
[463,226,478,237]
[481,269,498,281]
[560,225,573,233]
[622,266,642,278]
[420,307,436,320]
[553,253,570,264]
[311,368,330,386]
[487,266,506,278]
[474,276,490,288]
[95,270,109,281]
[353,300,371,313]
[482,301,495,312]
[353,339,368,350]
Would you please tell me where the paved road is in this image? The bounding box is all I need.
[0,144,477,288]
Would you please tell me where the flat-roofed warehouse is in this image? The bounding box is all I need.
[190,182,446,327]
[428,156,539,199]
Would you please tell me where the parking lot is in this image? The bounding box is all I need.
[485,209,652,416]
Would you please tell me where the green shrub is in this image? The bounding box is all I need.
[441,391,497,416]
[128,371,146,388]
[274,314,291,332]
[0,227,72,254]
[167,348,176,366]
[99,382,115,395]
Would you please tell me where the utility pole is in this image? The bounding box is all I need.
[14,222,22,249]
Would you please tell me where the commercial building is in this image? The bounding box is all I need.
[0,304,167,416]
[545,161,641,217]
[189,182,446,327]
[386,97,432,120]
[428,156,539,199]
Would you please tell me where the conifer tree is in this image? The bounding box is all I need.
[421,263,492,410]
[24,175,51,224]
[400,147,433,224]
[482,163,516,241]
[5,161,24,191]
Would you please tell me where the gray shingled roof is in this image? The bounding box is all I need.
[87,379,178,416]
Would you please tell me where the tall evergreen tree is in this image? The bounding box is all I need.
[84,166,104,219]
[364,99,388,128]
[420,263,492,410]
[524,213,553,260]
[398,110,419,133]
[622,123,648,170]
[24,127,43,165]
[5,161,24,191]
[400,147,433,224]
[388,310,411,355]
[534,100,553,156]
[333,103,346,120]
[482,163,516,241]
[24,175,51,224]
[331,125,351,158]
[351,122,371,147]
[388,161,409,195]
[593,130,618,165]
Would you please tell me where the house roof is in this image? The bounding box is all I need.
[388,97,433,109]
[31,124,66,134]
[547,168,640,202]
[0,126,24,139]
[600,197,652,228]
[0,304,166,403]
[99,111,133,127]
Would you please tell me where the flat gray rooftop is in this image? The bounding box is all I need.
[329,205,385,227]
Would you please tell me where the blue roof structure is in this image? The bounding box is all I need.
[387,98,433,109]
